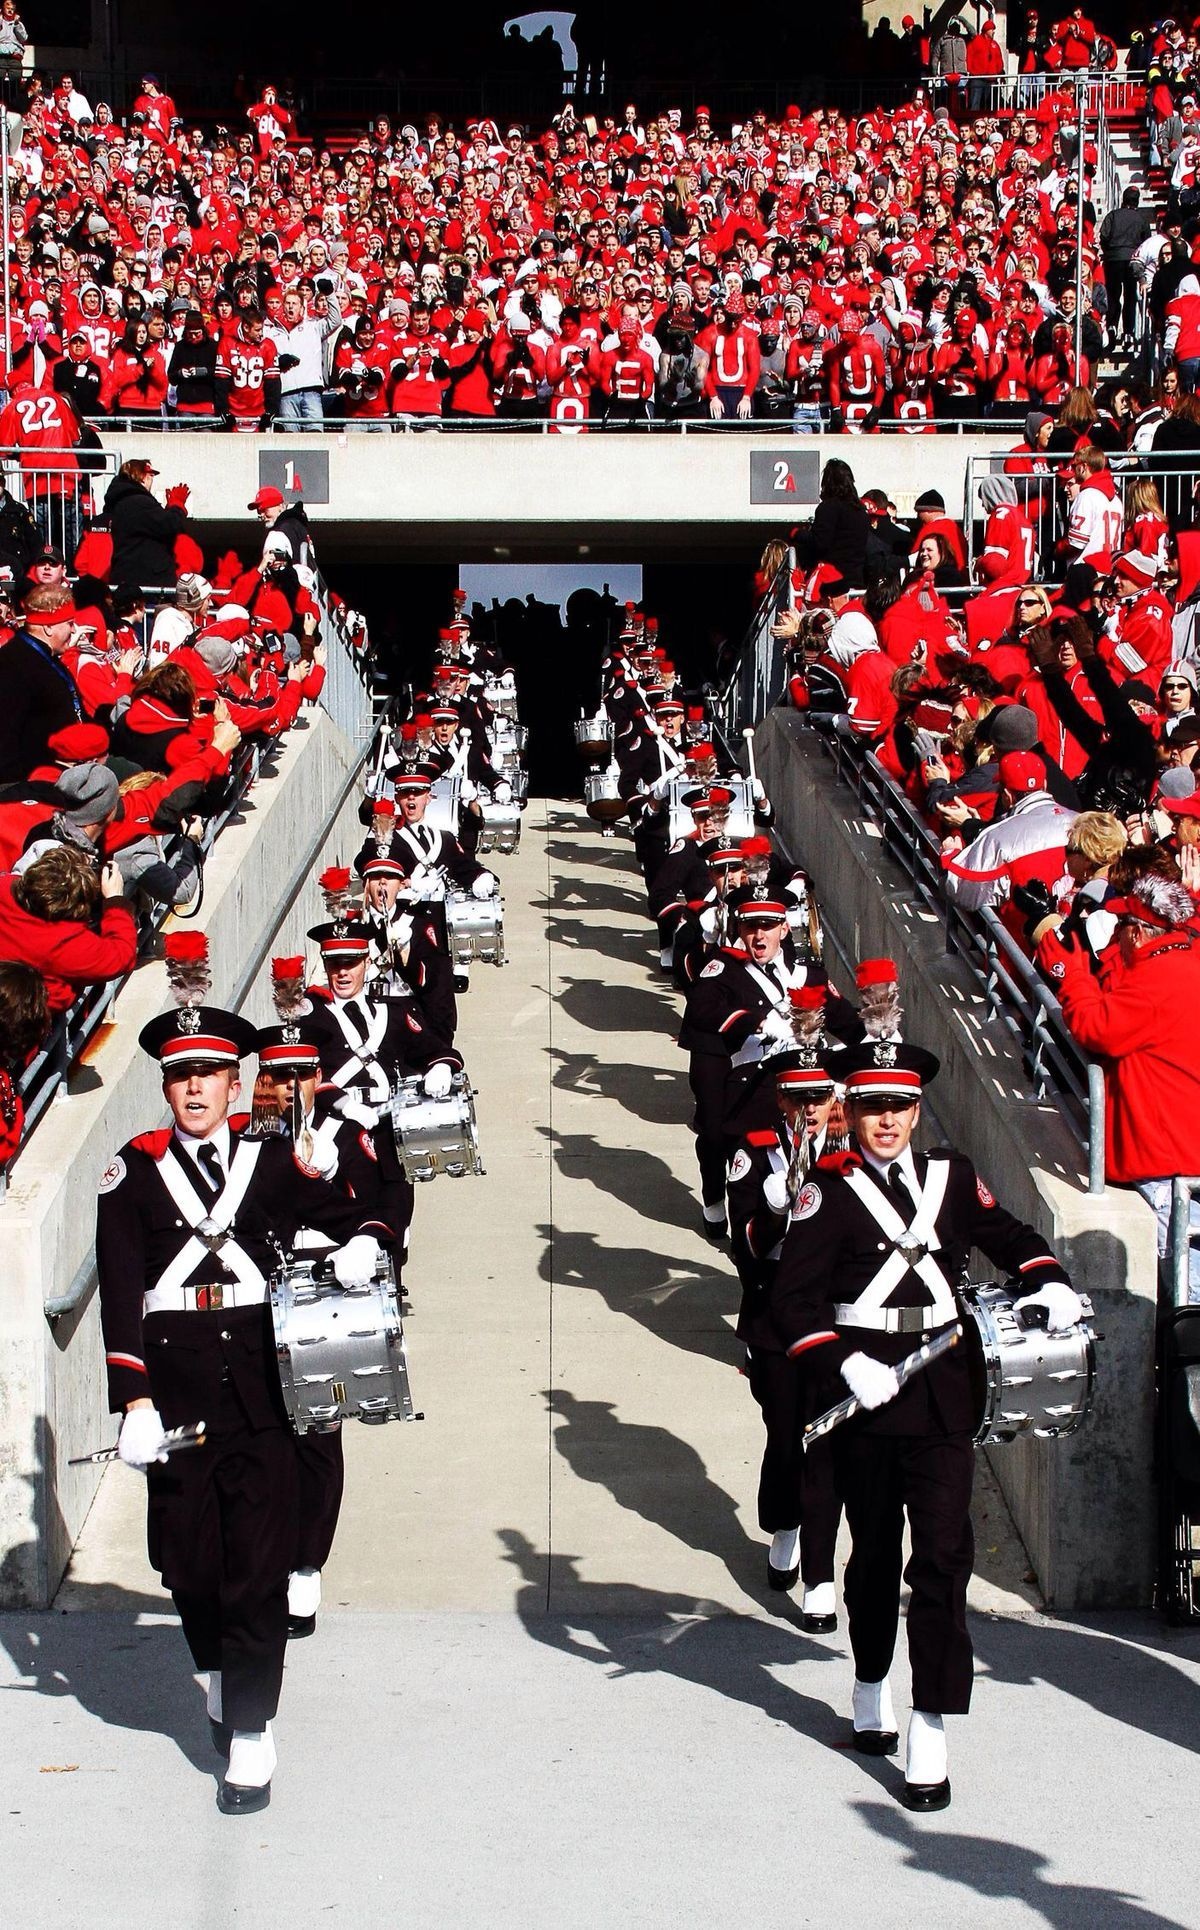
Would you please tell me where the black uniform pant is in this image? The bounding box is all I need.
[833,1426,975,1714]
[294,1426,344,1572]
[688,1051,730,1208]
[149,1375,298,1731]
[1103,258,1137,337]
[745,1347,842,1586]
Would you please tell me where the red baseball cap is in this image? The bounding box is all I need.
[998,750,1046,794]
[248,486,285,511]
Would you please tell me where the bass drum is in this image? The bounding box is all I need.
[960,1282,1097,1447]
[270,1253,419,1434]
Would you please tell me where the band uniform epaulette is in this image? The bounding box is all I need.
[817,1149,862,1175]
[131,1127,173,1159]
[229,1112,251,1132]
[747,1129,780,1147]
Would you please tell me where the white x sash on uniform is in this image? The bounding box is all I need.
[144,1139,267,1312]
[839,1160,957,1324]
[326,998,392,1100]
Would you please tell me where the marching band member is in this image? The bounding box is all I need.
[95,934,392,1814]
[769,1039,1081,1812]
[356,846,458,1045]
[727,1004,845,1629]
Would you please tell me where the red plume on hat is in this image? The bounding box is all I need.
[789,981,827,1045]
[318,865,354,919]
[856,957,901,1039]
[270,954,309,1022]
[452,586,467,608]
[163,929,211,1009]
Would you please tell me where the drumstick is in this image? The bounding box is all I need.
[69,1421,208,1466]
[743,725,759,790]
[801,1326,961,1451]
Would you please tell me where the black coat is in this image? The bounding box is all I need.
[803,498,871,588]
[0,488,42,579]
[104,472,187,590]
[0,629,82,780]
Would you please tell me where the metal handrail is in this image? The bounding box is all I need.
[813,717,1105,1185]
[1,572,381,1197]
[1170,1178,1200,1311]
[962,451,1200,579]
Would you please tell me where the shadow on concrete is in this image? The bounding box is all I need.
[544,877,650,919]
[973,1612,1200,1761]
[549,1047,692,1130]
[543,917,656,969]
[554,975,679,1038]
[855,1798,1190,1930]
[543,1129,701,1235]
[497,1528,865,1761]
[539,1222,736,1366]
[0,1422,220,1779]
[547,1388,760,1590]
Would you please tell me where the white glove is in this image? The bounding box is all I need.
[649,770,676,799]
[423,1061,454,1098]
[335,1096,381,1130]
[762,1170,790,1214]
[493,781,513,804]
[1014,1281,1085,1334]
[118,1405,169,1471]
[760,1010,794,1043]
[460,778,479,804]
[332,1234,381,1289]
[841,1351,901,1410]
[753,779,768,805]
[699,906,718,940]
[472,872,497,900]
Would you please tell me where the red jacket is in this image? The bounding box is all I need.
[0,879,137,1012]
[1044,925,1200,1181]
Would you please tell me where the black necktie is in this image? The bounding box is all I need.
[197,1143,224,1200]
[887,1162,918,1222]
[342,998,370,1044]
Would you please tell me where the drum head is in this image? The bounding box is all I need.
[960,1300,990,1443]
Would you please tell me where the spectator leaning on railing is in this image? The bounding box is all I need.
[1036,866,1200,1293]
[0,843,134,1014]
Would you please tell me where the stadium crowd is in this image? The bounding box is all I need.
[773,442,1200,1273]
[0,474,334,1165]
[0,18,1184,432]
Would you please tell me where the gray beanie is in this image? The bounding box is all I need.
[54,760,120,826]
[195,633,239,675]
[980,475,1019,513]
[985,703,1040,752]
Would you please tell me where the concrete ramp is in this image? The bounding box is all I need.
[61,800,1035,1619]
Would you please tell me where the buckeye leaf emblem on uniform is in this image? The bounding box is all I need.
[728,1148,751,1182]
[791,1180,822,1221]
[701,960,724,978]
[98,1155,126,1193]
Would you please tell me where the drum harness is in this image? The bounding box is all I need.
[143,1139,268,1312]
[834,1160,960,1335]
[323,997,393,1102]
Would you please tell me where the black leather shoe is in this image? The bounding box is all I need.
[287,1612,316,1640]
[701,1216,727,1244]
[800,1609,838,1634]
[209,1717,232,1758]
[900,1778,951,1812]
[767,1560,799,1593]
[217,1779,271,1816]
[852,1728,899,1757]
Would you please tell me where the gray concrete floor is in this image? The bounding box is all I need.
[5,802,1200,1928]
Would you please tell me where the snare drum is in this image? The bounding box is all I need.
[667,773,754,844]
[575,715,615,763]
[426,774,462,837]
[961,1281,1097,1446]
[478,800,521,855]
[445,889,506,964]
[388,1073,485,1181]
[270,1254,418,1434]
[485,678,519,722]
[585,769,627,823]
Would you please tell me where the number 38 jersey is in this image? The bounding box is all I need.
[216,334,279,420]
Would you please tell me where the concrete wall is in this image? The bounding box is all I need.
[97,430,998,537]
[755,710,1160,1611]
[0,704,371,1610]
